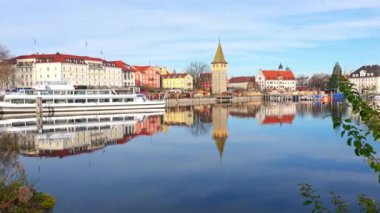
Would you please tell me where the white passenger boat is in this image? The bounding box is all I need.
[0,81,166,113]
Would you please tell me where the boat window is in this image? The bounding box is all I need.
[112,98,123,102]
[113,117,123,121]
[55,120,68,124]
[11,99,24,104]
[124,98,134,102]
[99,99,110,103]
[87,91,98,95]
[25,91,34,95]
[54,91,65,95]
[75,118,86,123]
[4,100,10,103]
[75,91,86,95]
[44,120,55,125]
[54,99,67,103]
[25,121,36,126]
[99,125,110,130]
[100,118,110,122]
[125,116,134,121]
[88,118,98,122]
[76,127,86,131]
[68,100,74,103]
[12,122,26,127]
[99,91,110,95]
[75,99,86,103]
[44,99,54,104]
[87,99,98,103]
[88,126,99,130]
[25,99,36,104]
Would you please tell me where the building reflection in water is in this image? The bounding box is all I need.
[256,103,296,125]
[0,101,348,159]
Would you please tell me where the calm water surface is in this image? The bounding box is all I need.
[1,101,380,212]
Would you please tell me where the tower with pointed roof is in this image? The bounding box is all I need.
[211,41,228,95]
[212,105,228,159]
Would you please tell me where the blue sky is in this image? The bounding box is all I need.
[1,0,379,77]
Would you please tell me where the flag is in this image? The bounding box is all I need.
[34,38,37,45]
[85,40,88,47]
[100,50,103,55]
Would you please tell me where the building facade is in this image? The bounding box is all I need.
[211,42,228,95]
[228,76,255,90]
[161,73,193,90]
[133,66,161,89]
[12,53,124,88]
[255,69,296,91]
[349,65,380,94]
[113,61,135,87]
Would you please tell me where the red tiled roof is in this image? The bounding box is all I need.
[133,65,151,72]
[161,73,189,78]
[14,53,105,63]
[112,60,136,72]
[262,115,295,125]
[229,76,255,83]
[261,70,295,80]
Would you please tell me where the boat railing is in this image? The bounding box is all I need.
[5,89,138,96]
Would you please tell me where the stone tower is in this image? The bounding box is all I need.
[211,41,228,95]
[212,105,228,159]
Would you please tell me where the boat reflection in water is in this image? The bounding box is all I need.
[0,110,165,158]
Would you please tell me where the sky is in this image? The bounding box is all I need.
[0,0,379,77]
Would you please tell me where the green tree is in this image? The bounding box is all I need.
[328,62,342,92]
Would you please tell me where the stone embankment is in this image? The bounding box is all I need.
[165,96,262,107]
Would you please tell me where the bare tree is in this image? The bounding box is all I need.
[0,44,16,89]
[296,75,309,87]
[186,62,210,90]
[308,73,330,91]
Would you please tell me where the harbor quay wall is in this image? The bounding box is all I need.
[165,96,262,107]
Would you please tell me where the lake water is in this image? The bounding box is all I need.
[1,101,380,212]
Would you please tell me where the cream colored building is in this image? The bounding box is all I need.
[12,53,124,88]
[349,65,380,94]
[228,77,255,90]
[211,42,228,95]
[161,73,193,90]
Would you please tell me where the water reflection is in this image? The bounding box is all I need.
[2,101,380,213]
[0,102,350,159]
[0,112,164,158]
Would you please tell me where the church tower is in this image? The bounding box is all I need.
[211,41,228,95]
[212,105,228,159]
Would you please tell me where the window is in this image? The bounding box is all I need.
[99,99,110,103]
[74,99,86,103]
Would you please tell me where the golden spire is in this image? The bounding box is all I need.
[212,41,227,64]
[214,137,226,159]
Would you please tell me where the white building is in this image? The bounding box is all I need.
[349,65,380,94]
[255,69,296,91]
[11,53,124,88]
[113,61,136,87]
